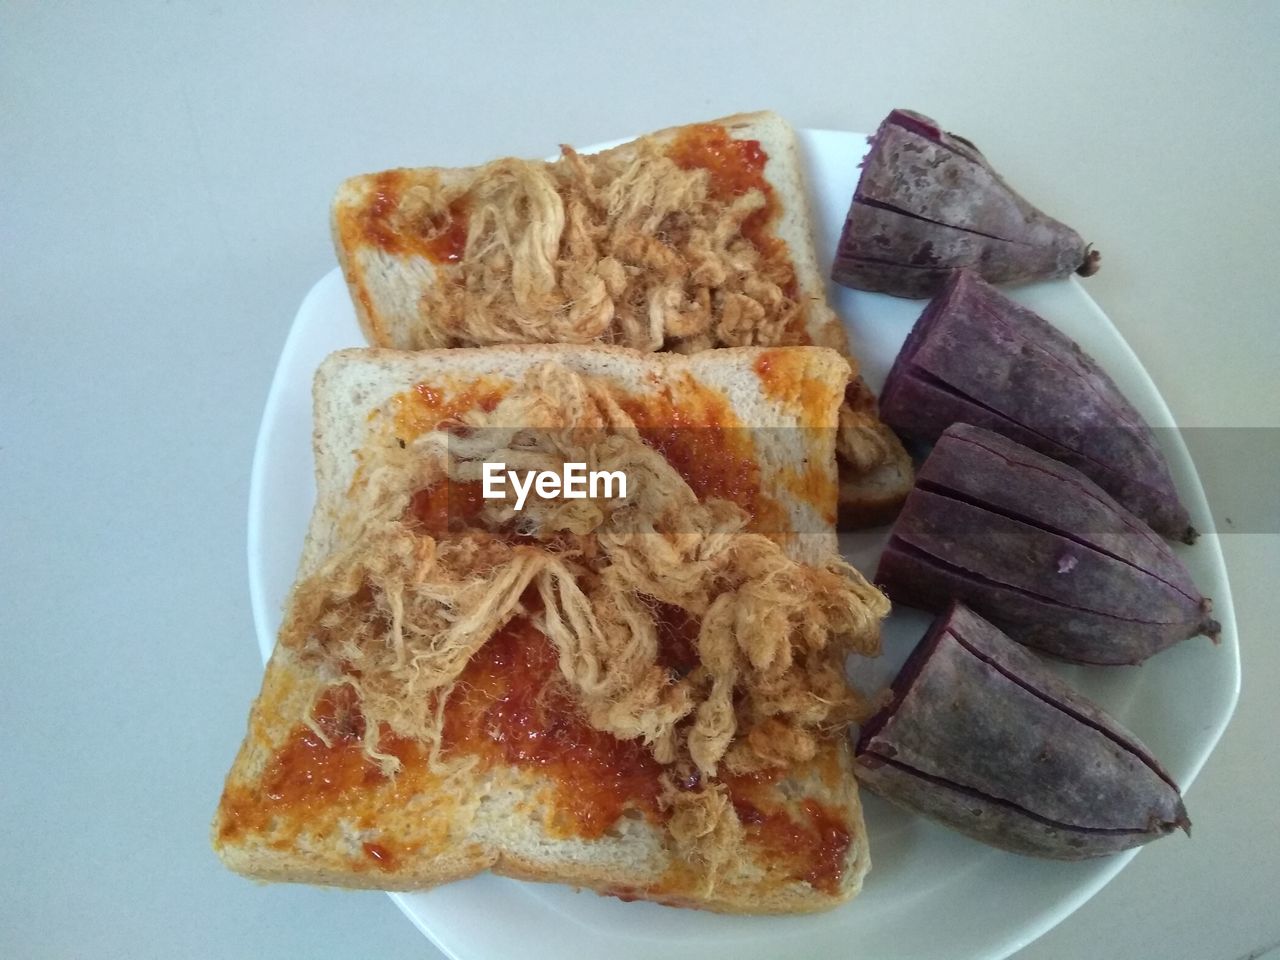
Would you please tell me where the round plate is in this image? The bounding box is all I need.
[248,129,1239,960]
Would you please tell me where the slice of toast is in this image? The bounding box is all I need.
[214,344,889,912]
[331,111,912,527]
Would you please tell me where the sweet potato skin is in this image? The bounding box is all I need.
[880,271,1195,541]
[913,424,1197,589]
[874,425,1217,664]
[854,604,1188,859]
[832,110,1095,298]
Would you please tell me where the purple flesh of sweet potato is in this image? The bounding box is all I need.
[854,603,1189,859]
[832,109,1098,298]
[875,424,1217,664]
[880,270,1195,541]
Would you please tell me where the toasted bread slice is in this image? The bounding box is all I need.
[214,344,887,912]
[331,111,912,527]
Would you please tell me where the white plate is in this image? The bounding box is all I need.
[248,129,1240,960]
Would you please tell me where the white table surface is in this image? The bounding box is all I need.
[3,2,1277,958]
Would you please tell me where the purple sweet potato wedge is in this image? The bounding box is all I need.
[832,109,1098,298]
[854,603,1189,859]
[880,269,1195,541]
[875,424,1218,664]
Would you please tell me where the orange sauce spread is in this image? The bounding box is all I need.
[216,685,425,847]
[391,379,508,441]
[666,124,801,335]
[362,171,407,253]
[420,197,470,264]
[616,378,763,514]
[753,349,831,415]
[361,841,398,871]
[221,611,671,849]
[361,170,469,264]
[616,377,796,535]
[666,124,793,292]
[779,462,837,525]
[408,480,487,537]
[725,772,851,895]
[753,349,840,522]
[443,614,666,838]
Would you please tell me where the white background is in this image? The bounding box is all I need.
[2,2,1277,958]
